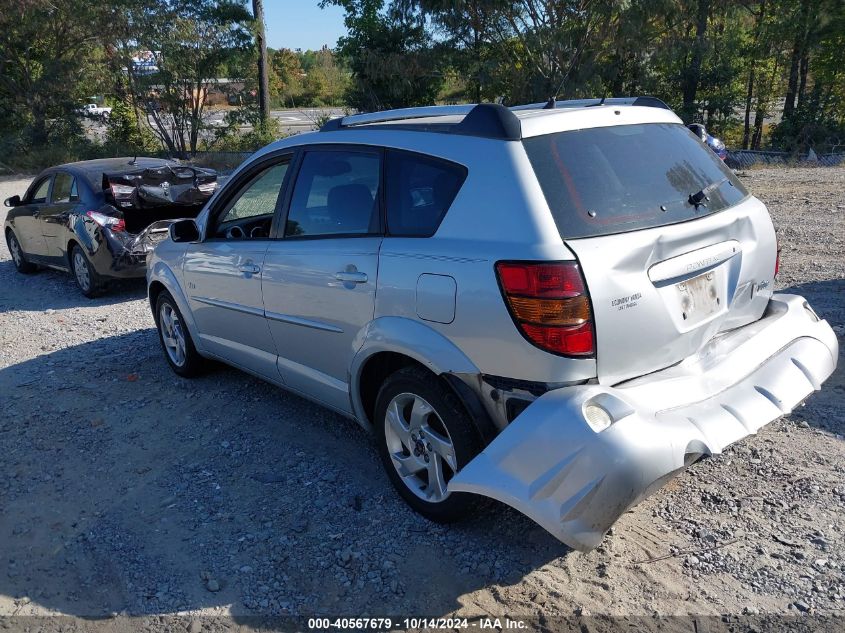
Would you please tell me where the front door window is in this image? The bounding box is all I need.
[211,161,289,240]
[28,177,51,204]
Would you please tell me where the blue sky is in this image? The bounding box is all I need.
[263,1,348,51]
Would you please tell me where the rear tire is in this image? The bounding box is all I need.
[6,230,37,274]
[155,290,204,377]
[374,366,483,523]
[70,245,104,297]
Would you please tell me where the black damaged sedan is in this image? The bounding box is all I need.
[4,157,217,296]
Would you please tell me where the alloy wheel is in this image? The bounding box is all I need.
[73,250,90,291]
[9,235,22,267]
[159,303,187,367]
[383,392,457,503]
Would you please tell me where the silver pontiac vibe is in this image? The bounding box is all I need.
[147,99,838,551]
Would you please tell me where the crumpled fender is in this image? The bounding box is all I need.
[128,220,179,252]
[148,259,204,354]
[71,213,103,256]
[349,316,481,428]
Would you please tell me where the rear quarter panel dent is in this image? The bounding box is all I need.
[349,316,482,424]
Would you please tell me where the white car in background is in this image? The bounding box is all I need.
[78,103,112,119]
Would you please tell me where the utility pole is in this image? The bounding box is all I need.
[253,0,270,124]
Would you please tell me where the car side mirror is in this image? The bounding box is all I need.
[169,219,200,243]
[4,195,21,207]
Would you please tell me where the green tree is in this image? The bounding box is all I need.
[321,0,443,110]
[416,0,622,104]
[0,0,111,146]
[416,0,501,102]
[301,47,350,106]
[771,0,845,152]
[269,47,305,104]
[107,0,253,156]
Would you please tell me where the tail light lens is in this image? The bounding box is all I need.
[110,183,134,200]
[87,210,126,232]
[496,261,595,356]
[197,181,217,195]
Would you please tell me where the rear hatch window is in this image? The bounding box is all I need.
[523,123,748,238]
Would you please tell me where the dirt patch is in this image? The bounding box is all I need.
[0,168,843,626]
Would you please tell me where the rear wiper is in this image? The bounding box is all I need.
[688,177,730,208]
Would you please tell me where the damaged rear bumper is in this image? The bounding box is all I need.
[93,220,176,279]
[448,294,838,551]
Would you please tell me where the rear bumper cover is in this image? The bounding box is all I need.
[449,294,838,551]
[87,221,176,279]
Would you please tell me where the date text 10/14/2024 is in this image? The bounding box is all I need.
[306,617,529,630]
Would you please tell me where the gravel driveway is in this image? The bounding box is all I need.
[1,168,843,628]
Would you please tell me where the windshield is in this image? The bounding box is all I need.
[523,123,748,239]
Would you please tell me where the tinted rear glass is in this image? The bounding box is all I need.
[523,123,748,239]
[385,150,466,237]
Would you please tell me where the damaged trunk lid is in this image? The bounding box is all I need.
[103,162,217,234]
[523,122,778,384]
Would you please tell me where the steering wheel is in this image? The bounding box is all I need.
[225,225,245,240]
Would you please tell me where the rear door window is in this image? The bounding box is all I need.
[285,149,380,237]
[385,150,466,237]
[52,172,78,203]
[522,123,748,239]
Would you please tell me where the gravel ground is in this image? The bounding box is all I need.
[0,168,843,628]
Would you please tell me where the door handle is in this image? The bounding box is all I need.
[334,271,368,284]
[238,264,261,274]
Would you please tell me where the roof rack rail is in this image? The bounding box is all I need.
[318,97,670,139]
[322,105,474,129]
[510,96,671,111]
[320,103,522,140]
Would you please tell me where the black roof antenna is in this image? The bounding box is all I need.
[543,97,556,109]
[130,154,138,165]
[586,95,607,107]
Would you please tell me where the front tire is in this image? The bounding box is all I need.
[155,290,204,377]
[70,245,104,297]
[374,366,482,522]
[6,230,37,274]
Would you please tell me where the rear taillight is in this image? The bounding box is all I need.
[496,261,595,356]
[86,210,125,232]
[110,183,134,200]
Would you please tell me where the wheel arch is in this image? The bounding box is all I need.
[5,222,24,242]
[147,261,204,353]
[148,280,167,318]
[350,317,497,445]
[66,238,80,267]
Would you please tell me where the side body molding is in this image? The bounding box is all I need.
[349,316,482,429]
